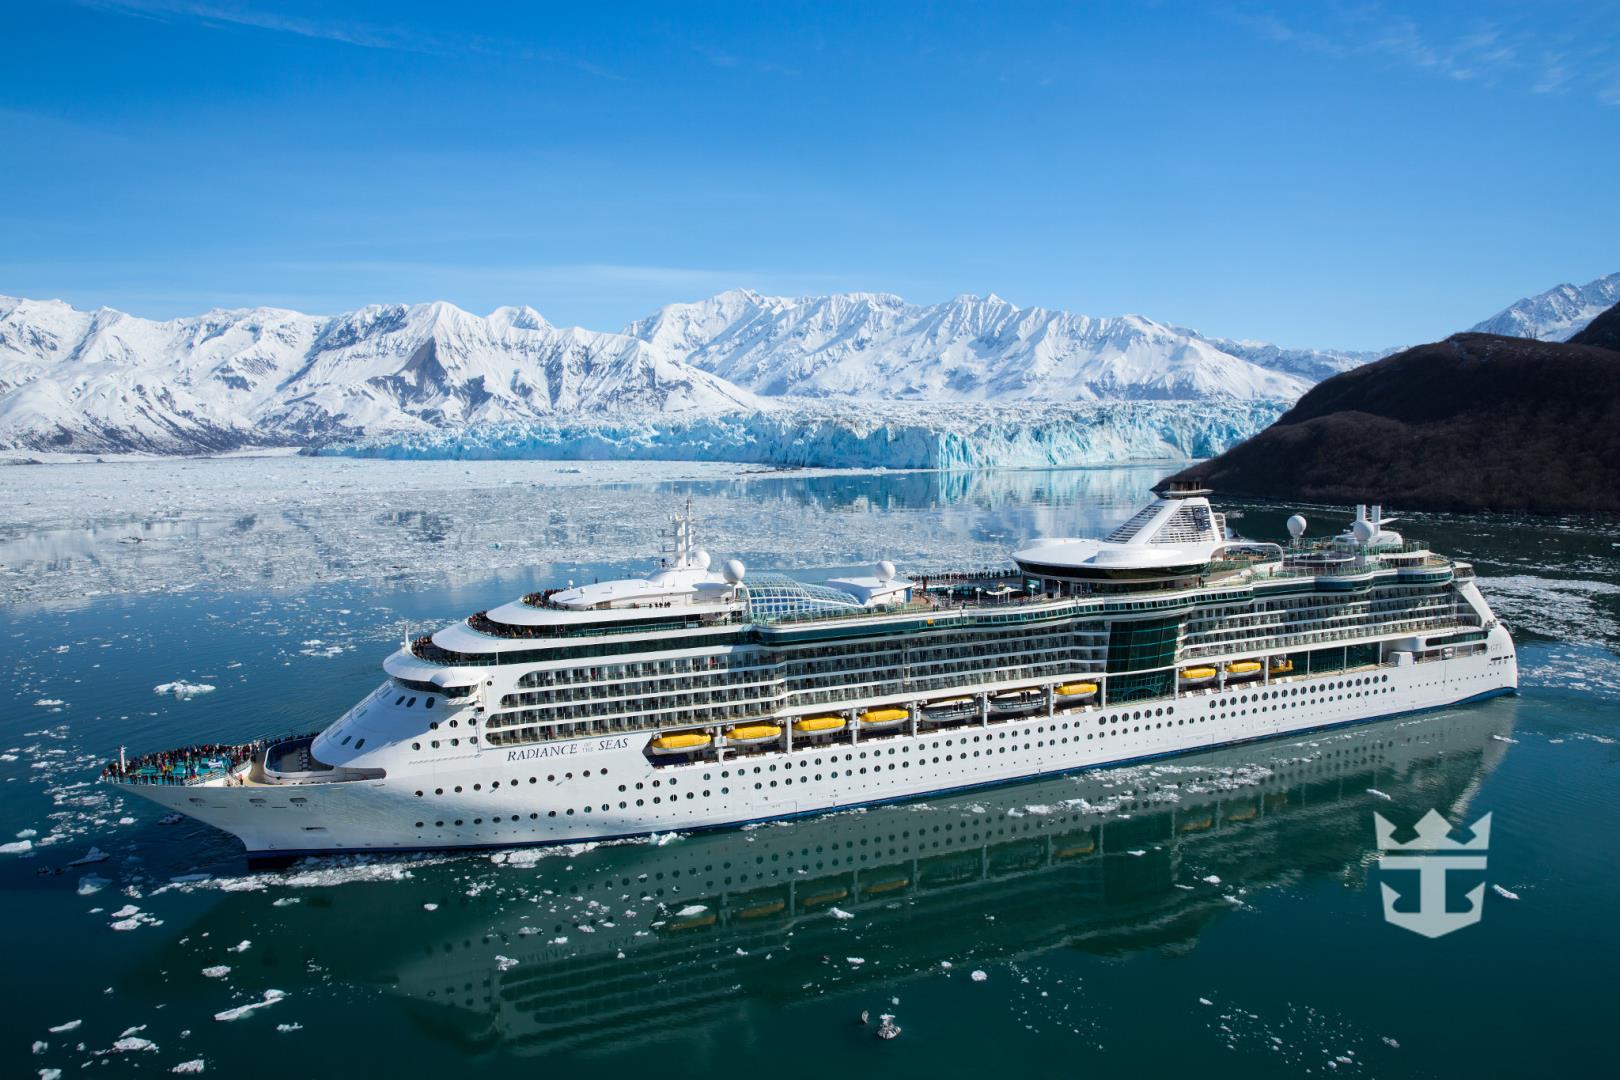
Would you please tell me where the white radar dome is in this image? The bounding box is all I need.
[694,549,712,571]
[876,559,896,583]
[722,559,747,584]
[1286,514,1307,539]
[1351,519,1377,545]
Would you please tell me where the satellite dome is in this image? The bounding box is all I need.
[875,560,896,583]
[722,559,747,584]
[694,549,712,571]
[1351,519,1377,545]
[1286,514,1307,539]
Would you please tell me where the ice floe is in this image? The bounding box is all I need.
[213,989,288,1022]
[153,681,216,699]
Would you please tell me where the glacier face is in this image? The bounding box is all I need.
[1470,271,1620,341]
[317,400,1288,471]
[622,289,1363,402]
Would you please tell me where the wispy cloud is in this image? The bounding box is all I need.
[1226,2,1620,106]
[75,0,621,77]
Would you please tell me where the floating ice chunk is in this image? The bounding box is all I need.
[1,840,33,855]
[940,961,953,970]
[1199,997,1214,1005]
[170,1061,205,1074]
[33,699,65,707]
[1125,849,1146,857]
[829,907,854,920]
[40,1070,62,1080]
[1365,788,1392,800]
[271,897,301,907]
[78,875,109,896]
[202,966,231,979]
[1202,875,1222,885]
[846,957,866,966]
[69,848,110,866]
[276,1023,302,1033]
[111,1036,158,1053]
[422,903,439,911]
[153,682,216,699]
[495,956,519,972]
[228,940,251,953]
[1491,884,1521,901]
[47,1020,81,1033]
[970,970,988,982]
[213,989,287,1022]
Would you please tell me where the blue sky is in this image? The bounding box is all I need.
[3,1,1617,348]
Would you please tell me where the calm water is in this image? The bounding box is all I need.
[3,461,1617,1078]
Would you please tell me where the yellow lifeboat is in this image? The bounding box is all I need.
[649,731,712,755]
[1056,681,1098,698]
[1225,660,1263,680]
[725,723,783,745]
[859,707,910,730]
[793,714,846,735]
[864,876,910,896]
[1269,658,1295,675]
[735,899,787,920]
[1054,838,1097,859]
[666,911,718,932]
[800,887,849,909]
[1179,815,1214,833]
[1180,666,1218,686]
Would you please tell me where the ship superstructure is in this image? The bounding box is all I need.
[106,486,1517,854]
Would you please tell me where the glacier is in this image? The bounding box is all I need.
[316,400,1287,471]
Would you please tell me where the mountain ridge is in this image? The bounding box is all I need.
[1469,271,1620,341]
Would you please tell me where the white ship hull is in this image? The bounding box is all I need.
[123,625,1516,856]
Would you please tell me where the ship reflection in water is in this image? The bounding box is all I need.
[171,705,1512,1057]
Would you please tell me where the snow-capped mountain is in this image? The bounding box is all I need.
[624,290,1347,402]
[0,297,757,453]
[1470,271,1620,341]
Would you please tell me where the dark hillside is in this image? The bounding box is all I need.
[1168,304,1620,513]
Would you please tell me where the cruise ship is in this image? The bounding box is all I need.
[104,485,1518,855]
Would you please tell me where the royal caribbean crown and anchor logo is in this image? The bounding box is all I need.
[1374,809,1492,939]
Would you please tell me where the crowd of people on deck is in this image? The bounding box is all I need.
[101,741,263,785]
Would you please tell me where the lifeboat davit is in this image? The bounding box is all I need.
[1180,666,1218,687]
[859,707,910,731]
[725,723,783,746]
[990,689,1043,716]
[793,714,846,735]
[649,731,712,755]
[1225,660,1264,681]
